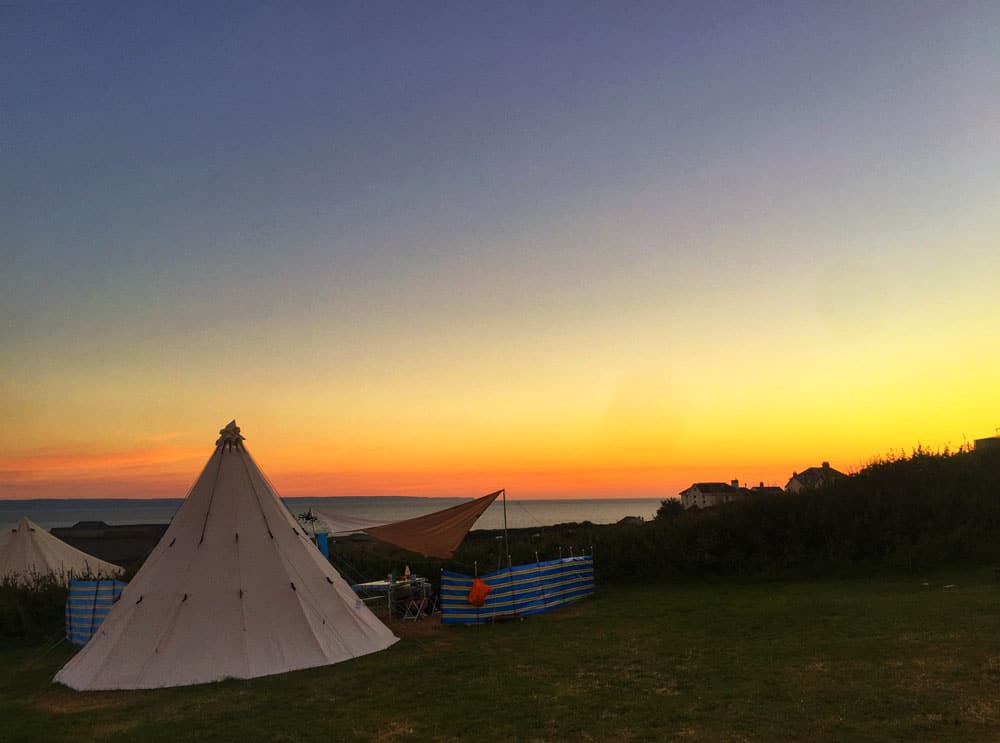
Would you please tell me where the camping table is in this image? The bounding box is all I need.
[352,578,430,620]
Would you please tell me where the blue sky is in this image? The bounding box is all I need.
[2,2,998,498]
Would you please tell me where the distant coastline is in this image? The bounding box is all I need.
[0,496,663,538]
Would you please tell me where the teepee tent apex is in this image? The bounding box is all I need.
[215,420,245,450]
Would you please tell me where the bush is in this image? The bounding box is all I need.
[0,576,68,645]
[590,446,1000,582]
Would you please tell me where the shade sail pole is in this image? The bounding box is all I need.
[502,488,519,618]
[501,488,509,566]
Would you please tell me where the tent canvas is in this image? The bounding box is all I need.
[55,421,398,691]
[317,512,391,535]
[1,517,122,585]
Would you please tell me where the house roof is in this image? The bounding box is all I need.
[693,482,736,493]
[787,463,845,489]
[680,482,740,495]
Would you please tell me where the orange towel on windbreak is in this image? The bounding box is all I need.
[467,577,492,607]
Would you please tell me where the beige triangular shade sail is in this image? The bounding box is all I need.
[318,513,391,534]
[316,490,502,559]
[55,421,398,691]
[1,517,122,584]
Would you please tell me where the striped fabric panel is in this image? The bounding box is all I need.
[440,556,594,625]
[66,579,127,647]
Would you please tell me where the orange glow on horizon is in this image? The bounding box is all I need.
[1,324,995,502]
[0,425,962,502]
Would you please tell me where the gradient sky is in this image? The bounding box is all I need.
[2,3,998,500]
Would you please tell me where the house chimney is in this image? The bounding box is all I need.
[822,461,830,469]
[759,482,764,488]
[730,479,739,489]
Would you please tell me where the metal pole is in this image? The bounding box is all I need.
[501,489,518,618]
[508,550,518,618]
[501,488,509,565]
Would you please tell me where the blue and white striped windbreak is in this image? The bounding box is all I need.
[440,555,593,625]
[66,579,127,646]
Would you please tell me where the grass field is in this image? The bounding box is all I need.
[3,568,999,742]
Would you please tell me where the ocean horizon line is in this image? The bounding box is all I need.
[0,495,664,536]
[0,494,666,503]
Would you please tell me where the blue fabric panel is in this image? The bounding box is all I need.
[316,532,330,558]
[66,579,127,646]
[440,556,594,625]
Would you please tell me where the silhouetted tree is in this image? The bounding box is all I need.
[655,498,684,521]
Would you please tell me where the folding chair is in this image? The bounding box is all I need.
[425,591,439,616]
[401,581,430,621]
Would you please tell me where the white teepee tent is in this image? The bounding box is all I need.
[55,421,398,690]
[1,517,122,584]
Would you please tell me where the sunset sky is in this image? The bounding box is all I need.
[2,3,998,500]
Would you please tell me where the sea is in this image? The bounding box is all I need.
[0,496,662,546]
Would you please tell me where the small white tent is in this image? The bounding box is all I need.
[1,517,122,584]
[55,421,398,690]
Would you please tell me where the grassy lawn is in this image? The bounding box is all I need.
[3,569,999,742]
